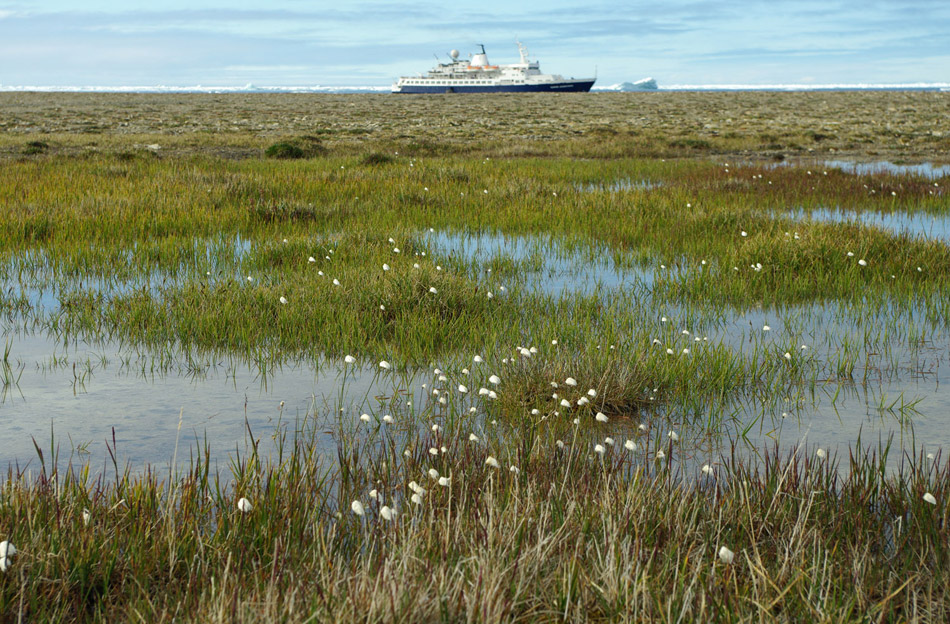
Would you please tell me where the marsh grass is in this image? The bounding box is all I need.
[2,413,950,621]
[1,153,947,418]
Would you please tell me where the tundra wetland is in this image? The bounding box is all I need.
[0,91,949,621]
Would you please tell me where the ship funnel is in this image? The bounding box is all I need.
[470,44,489,67]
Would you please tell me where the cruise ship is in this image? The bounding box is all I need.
[392,42,595,94]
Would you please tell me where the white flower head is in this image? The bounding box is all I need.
[351,500,365,516]
[0,541,17,559]
[718,546,735,564]
[237,497,253,513]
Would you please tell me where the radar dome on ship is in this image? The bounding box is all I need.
[450,50,459,59]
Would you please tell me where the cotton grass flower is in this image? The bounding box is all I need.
[458,384,468,393]
[668,431,679,442]
[382,263,390,271]
[560,398,571,408]
[485,456,500,468]
[473,355,484,363]
[594,444,606,455]
[816,448,826,459]
[718,546,735,564]
[428,468,439,480]
[332,279,341,286]
[380,506,395,521]
[379,360,391,370]
[604,437,615,446]
[279,296,288,305]
[595,412,608,423]
[383,415,394,424]
[344,355,356,364]
[468,433,479,442]
[237,497,253,513]
[624,440,637,451]
[587,389,597,398]
[924,493,937,505]
[351,500,365,516]
[565,377,578,387]
[411,493,423,505]
[488,374,501,385]
[0,541,15,573]
[438,476,450,487]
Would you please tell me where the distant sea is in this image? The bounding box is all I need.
[1,83,948,93]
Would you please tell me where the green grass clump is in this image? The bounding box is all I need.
[360,152,394,166]
[22,140,49,155]
[264,141,305,159]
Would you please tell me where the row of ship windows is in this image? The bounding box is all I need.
[404,80,523,85]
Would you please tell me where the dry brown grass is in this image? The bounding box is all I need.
[1,91,948,161]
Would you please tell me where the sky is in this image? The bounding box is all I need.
[1,1,948,87]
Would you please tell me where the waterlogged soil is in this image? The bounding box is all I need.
[4,231,950,473]
[426,230,655,295]
[1,91,949,160]
[793,207,950,243]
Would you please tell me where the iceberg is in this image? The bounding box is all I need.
[599,78,659,92]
